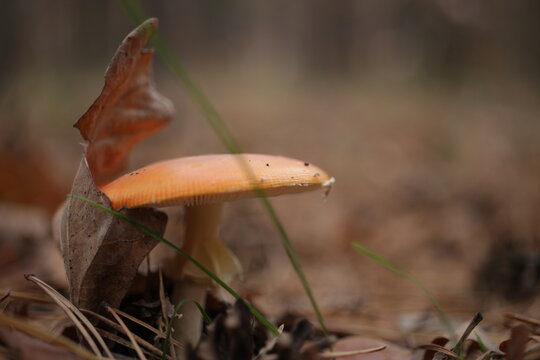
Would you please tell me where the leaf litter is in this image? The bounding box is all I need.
[2,15,540,360]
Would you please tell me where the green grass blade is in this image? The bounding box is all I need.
[69,194,278,336]
[194,302,213,326]
[115,0,329,335]
[118,0,242,155]
[475,333,488,353]
[351,242,456,340]
[258,197,329,334]
[161,299,212,359]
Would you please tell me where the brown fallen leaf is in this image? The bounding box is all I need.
[500,325,530,360]
[74,18,174,186]
[59,158,167,313]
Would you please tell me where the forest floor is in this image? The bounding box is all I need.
[1,58,539,358]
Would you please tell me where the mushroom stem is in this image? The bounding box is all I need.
[169,203,242,349]
[179,203,224,275]
[170,277,208,353]
[99,154,335,352]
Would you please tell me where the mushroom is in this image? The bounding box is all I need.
[100,153,334,346]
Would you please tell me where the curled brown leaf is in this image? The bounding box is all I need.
[75,18,174,185]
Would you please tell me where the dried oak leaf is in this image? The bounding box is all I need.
[500,325,530,360]
[59,158,167,312]
[74,18,174,186]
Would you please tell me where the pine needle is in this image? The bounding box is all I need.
[82,308,174,356]
[107,306,147,360]
[25,275,113,358]
[69,193,279,336]
[0,312,101,360]
[319,345,386,358]
[96,327,162,358]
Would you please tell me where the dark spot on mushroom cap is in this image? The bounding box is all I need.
[266,163,270,167]
[304,162,310,166]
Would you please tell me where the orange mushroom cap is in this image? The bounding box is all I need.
[100,154,334,209]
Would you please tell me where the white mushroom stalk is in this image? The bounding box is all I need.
[168,203,241,345]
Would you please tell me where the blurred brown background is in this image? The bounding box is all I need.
[1,0,540,331]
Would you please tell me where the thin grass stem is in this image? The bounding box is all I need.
[115,0,329,335]
[351,242,456,341]
[69,194,278,337]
